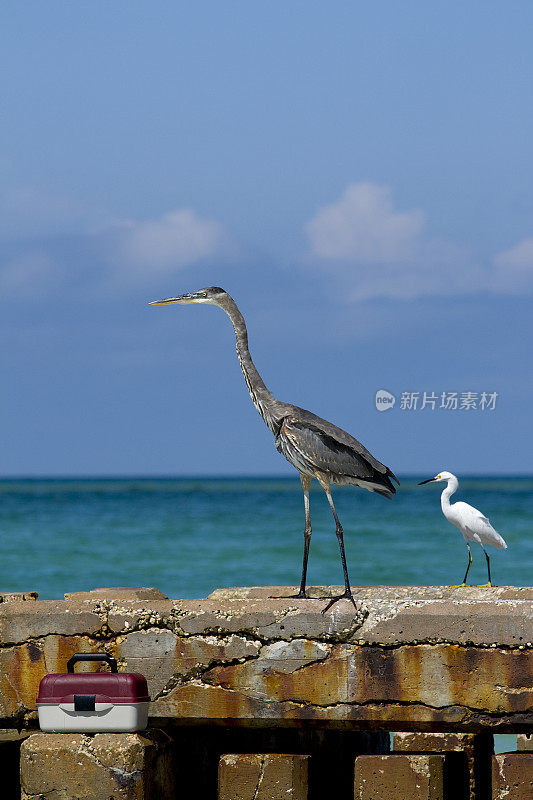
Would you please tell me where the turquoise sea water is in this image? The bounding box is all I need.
[0,476,531,600]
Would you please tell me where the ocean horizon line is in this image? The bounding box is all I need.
[1,472,532,481]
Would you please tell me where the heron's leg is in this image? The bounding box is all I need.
[458,544,473,586]
[478,544,492,587]
[271,474,312,600]
[297,474,312,598]
[320,483,357,612]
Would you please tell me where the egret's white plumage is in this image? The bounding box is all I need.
[418,471,507,586]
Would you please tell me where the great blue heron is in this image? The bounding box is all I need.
[418,471,507,586]
[150,287,398,610]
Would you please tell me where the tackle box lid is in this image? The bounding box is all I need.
[37,653,150,705]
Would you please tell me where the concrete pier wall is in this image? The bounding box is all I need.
[0,585,531,798]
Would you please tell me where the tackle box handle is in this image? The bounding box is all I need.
[67,653,118,673]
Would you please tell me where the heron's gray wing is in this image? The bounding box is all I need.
[285,406,399,483]
[281,417,391,484]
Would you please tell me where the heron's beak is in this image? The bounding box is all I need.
[418,477,436,485]
[149,293,196,305]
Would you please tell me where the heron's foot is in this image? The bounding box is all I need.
[452,582,468,588]
[271,590,308,600]
[321,590,358,614]
[477,582,493,587]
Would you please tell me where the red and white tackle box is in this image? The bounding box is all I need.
[37,653,150,732]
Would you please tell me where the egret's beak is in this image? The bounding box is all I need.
[418,477,437,485]
[149,293,196,305]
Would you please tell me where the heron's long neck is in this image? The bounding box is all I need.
[440,478,458,514]
[219,296,281,434]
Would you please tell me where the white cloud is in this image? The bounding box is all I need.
[108,208,233,278]
[0,195,235,299]
[0,188,232,275]
[305,183,425,263]
[491,237,533,294]
[304,182,533,300]
[494,237,533,271]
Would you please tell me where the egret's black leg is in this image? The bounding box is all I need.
[479,544,492,587]
[321,485,357,613]
[459,544,473,586]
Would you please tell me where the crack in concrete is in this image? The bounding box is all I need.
[348,636,533,650]
[3,625,529,651]
[151,674,187,702]
[152,650,264,700]
[177,679,526,722]
[0,627,111,649]
[252,755,265,800]
[290,655,332,674]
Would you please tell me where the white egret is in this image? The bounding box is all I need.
[418,471,507,586]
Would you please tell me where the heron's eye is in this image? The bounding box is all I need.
[200,292,207,297]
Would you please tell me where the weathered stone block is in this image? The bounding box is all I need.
[209,586,533,648]
[356,598,533,648]
[174,597,365,640]
[354,754,445,800]
[517,734,533,751]
[65,587,169,601]
[208,586,533,603]
[218,753,308,800]
[393,731,492,800]
[0,591,38,603]
[20,730,174,800]
[394,731,479,752]
[492,753,533,799]
[0,600,102,645]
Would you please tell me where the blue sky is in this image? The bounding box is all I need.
[1,2,532,475]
